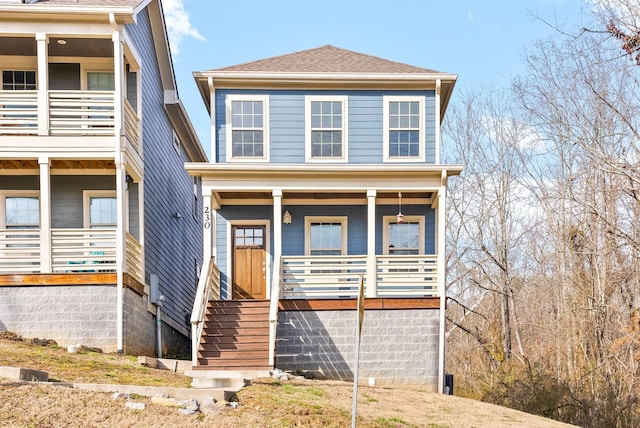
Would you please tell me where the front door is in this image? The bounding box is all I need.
[232,225,267,299]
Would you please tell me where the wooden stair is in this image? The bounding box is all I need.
[194,300,271,371]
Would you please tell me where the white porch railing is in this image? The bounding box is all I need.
[0,90,141,138]
[51,228,117,273]
[376,255,438,297]
[268,255,283,367]
[124,98,141,154]
[0,91,38,134]
[281,255,368,298]
[0,229,41,272]
[125,232,144,282]
[280,254,439,298]
[191,257,221,365]
[49,90,115,135]
[0,228,144,278]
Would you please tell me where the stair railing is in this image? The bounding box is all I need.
[190,256,220,365]
[268,255,283,367]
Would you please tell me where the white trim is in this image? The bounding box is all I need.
[383,95,425,163]
[304,216,348,256]
[304,95,348,163]
[0,190,40,229]
[225,94,270,162]
[82,190,117,229]
[226,219,271,300]
[382,215,425,254]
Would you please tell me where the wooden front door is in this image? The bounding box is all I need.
[232,225,267,299]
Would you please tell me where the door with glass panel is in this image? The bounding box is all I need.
[232,225,266,299]
[2,195,40,272]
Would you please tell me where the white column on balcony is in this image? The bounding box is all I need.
[366,189,377,298]
[111,15,125,141]
[35,33,49,136]
[435,175,447,394]
[38,156,51,272]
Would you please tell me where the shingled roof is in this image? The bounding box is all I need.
[210,45,446,75]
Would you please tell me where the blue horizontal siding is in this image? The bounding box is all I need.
[215,89,437,165]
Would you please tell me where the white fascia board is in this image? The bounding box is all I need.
[194,71,458,83]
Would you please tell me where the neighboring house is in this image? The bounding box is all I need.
[0,0,207,356]
[187,46,462,392]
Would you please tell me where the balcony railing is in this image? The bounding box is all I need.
[280,254,439,299]
[0,228,143,280]
[0,90,141,153]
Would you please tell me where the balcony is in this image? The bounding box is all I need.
[0,228,143,282]
[0,90,141,155]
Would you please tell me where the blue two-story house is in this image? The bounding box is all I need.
[186,46,461,392]
[0,0,206,357]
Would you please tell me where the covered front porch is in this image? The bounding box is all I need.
[187,163,461,380]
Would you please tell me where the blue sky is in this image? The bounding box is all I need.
[162,0,597,157]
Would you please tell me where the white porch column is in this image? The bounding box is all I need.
[137,177,145,274]
[111,15,124,140]
[272,189,283,266]
[38,156,51,272]
[208,78,217,163]
[436,178,447,394]
[202,188,213,262]
[366,190,377,297]
[35,33,49,135]
[115,159,127,353]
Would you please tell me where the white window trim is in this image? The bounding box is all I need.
[304,216,348,256]
[83,190,117,228]
[383,95,425,163]
[305,95,348,163]
[382,215,425,255]
[225,94,270,162]
[0,190,40,228]
[173,130,181,155]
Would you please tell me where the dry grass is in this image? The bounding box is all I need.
[0,334,577,427]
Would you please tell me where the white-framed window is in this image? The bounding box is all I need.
[225,94,269,161]
[305,95,348,162]
[383,215,424,255]
[86,71,115,91]
[83,190,117,229]
[2,70,36,90]
[1,191,40,228]
[383,96,425,162]
[304,216,348,256]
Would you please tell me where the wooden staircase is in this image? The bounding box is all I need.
[194,300,271,371]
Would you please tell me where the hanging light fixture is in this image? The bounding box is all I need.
[396,192,404,224]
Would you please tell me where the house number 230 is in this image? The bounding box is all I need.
[203,206,211,229]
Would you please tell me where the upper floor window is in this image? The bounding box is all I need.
[383,96,425,162]
[2,70,36,90]
[305,96,348,162]
[225,94,269,161]
[383,215,425,255]
[305,216,347,256]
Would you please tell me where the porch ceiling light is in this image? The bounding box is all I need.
[56,39,67,45]
[396,192,404,224]
[283,210,292,224]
